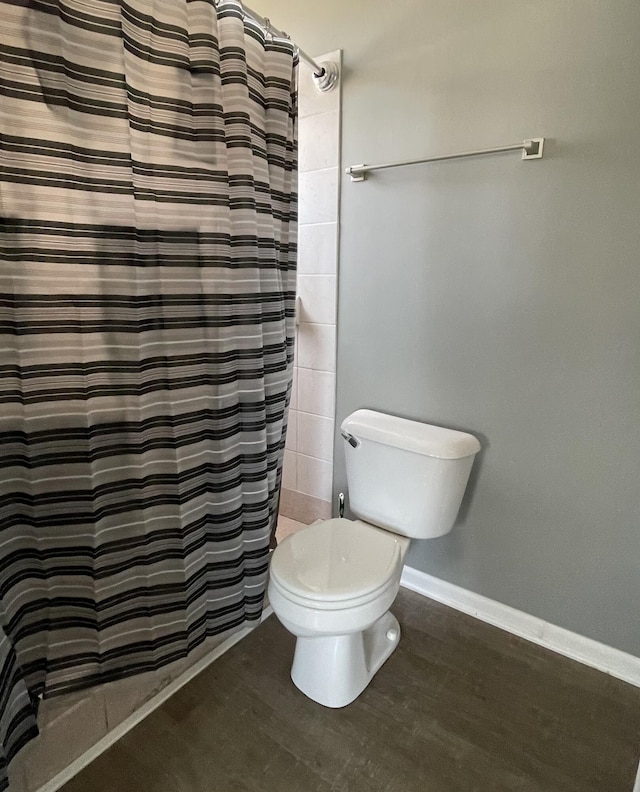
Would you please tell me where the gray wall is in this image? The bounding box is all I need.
[255,0,640,656]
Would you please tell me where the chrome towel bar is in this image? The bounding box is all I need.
[346,138,545,182]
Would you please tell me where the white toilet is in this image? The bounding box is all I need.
[268,409,481,708]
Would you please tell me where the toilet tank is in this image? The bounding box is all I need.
[341,410,481,539]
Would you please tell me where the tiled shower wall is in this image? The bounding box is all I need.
[280,50,341,524]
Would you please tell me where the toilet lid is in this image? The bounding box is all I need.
[270,518,403,602]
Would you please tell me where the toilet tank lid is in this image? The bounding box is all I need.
[341,410,481,459]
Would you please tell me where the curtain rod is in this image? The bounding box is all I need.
[242,3,339,92]
[346,138,546,182]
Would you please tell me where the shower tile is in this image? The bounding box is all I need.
[22,688,108,790]
[299,111,340,172]
[297,369,336,418]
[280,488,332,523]
[298,222,338,275]
[290,366,298,411]
[282,450,297,491]
[104,634,232,733]
[297,412,335,462]
[296,323,336,372]
[297,276,336,325]
[298,168,339,226]
[285,409,298,451]
[275,515,306,542]
[5,762,28,792]
[104,667,177,732]
[297,454,333,502]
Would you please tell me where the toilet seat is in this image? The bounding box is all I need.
[270,518,405,610]
[269,566,400,612]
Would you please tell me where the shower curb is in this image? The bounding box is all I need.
[35,607,274,792]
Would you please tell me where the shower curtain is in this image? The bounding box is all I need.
[0,0,297,786]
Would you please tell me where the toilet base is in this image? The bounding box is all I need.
[290,611,401,708]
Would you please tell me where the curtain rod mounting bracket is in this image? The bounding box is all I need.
[312,61,339,93]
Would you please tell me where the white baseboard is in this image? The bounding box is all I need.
[400,566,640,689]
[37,607,273,792]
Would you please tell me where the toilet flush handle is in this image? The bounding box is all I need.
[341,430,359,448]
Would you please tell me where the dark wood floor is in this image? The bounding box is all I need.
[61,589,640,792]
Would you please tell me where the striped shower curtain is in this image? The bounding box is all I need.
[0,0,297,785]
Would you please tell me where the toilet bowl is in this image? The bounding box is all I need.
[269,409,481,708]
[269,518,409,708]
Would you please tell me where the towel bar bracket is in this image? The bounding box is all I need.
[522,137,544,159]
[346,164,367,183]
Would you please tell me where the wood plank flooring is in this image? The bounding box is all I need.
[61,589,640,792]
